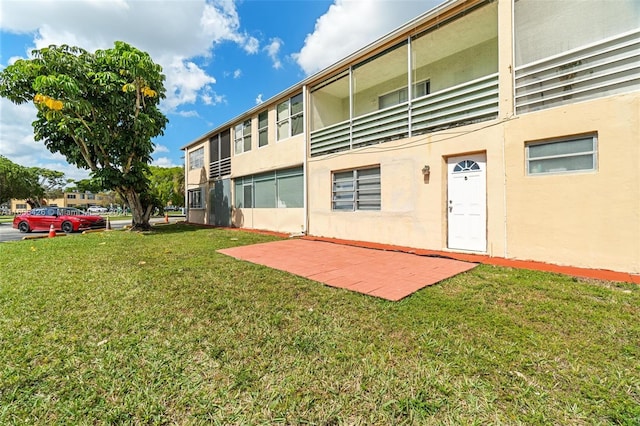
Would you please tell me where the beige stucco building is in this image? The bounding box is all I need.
[10,191,114,213]
[183,0,640,274]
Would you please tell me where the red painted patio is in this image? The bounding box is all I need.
[218,239,477,301]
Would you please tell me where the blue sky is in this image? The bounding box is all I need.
[0,0,441,182]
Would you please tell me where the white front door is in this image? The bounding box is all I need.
[447,153,487,252]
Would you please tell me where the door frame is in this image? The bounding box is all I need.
[446,152,487,252]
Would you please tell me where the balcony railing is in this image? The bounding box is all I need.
[352,103,409,149]
[515,29,640,114]
[411,73,499,134]
[310,73,499,157]
[209,157,231,180]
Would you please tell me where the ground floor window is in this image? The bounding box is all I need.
[234,167,303,209]
[332,166,381,211]
[526,134,597,175]
[188,188,203,209]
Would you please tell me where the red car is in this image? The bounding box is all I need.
[13,207,106,233]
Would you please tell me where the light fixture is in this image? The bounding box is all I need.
[421,165,430,175]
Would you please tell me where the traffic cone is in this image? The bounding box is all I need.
[48,224,56,238]
[106,216,111,230]
[164,213,169,223]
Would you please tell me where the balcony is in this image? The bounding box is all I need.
[515,30,640,114]
[310,74,499,157]
[308,1,498,158]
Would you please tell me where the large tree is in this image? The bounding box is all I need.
[0,42,168,230]
[0,155,43,205]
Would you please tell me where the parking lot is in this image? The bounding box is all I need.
[0,217,177,243]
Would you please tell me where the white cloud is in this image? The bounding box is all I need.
[0,0,269,179]
[233,69,242,79]
[0,0,260,114]
[0,99,90,181]
[175,110,200,118]
[152,157,179,168]
[200,1,259,54]
[153,144,170,154]
[294,0,441,75]
[255,94,264,104]
[161,56,216,112]
[264,38,283,70]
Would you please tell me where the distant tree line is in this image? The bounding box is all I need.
[0,155,184,211]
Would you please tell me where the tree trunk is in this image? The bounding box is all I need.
[123,188,153,231]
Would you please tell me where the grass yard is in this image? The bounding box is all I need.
[1,224,638,425]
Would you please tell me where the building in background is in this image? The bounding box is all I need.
[9,191,114,213]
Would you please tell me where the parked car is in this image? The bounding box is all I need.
[13,207,106,233]
[87,205,108,214]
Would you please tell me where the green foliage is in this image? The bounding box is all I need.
[68,178,104,193]
[31,167,70,200]
[0,42,168,229]
[147,165,184,208]
[0,226,639,424]
[0,155,43,204]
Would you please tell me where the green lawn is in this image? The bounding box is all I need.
[1,224,638,425]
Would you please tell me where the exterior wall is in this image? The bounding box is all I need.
[307,120,508,256]
[230,105,306,233]
[232,113,304,177]
[503,93,640,273]
[232,207,305,234]
[308,92,640,273]
[185,140,210,224]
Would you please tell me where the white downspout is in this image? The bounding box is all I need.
[303,84,309,235]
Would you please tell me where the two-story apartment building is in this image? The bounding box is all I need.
[10,191,114,213]
[183,0,640,274]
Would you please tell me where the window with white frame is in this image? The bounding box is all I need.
[234,120,252,154]
[188,188,203,209]
[526,134,597,175]
[332,166,381,211]
[258,111,269,147]
[277,93,303,141]
[189,147,204,170]
[378,80,430,109]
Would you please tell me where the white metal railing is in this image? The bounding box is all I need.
[309,73,499,157]
[209,157,231,179]
[411,73,499,133]
[351,103,409,149]
[515,30,640,114]
[309,121,351,156]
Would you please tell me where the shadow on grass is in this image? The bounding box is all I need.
[143,223,213,236]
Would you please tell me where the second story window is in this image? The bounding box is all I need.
[189,147,204,170]
[277,93,303,141]
[258,111,269,147]
[234,120,252,154]
[378,80,430,109]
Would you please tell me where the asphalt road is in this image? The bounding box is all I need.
[0,217,179,243]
